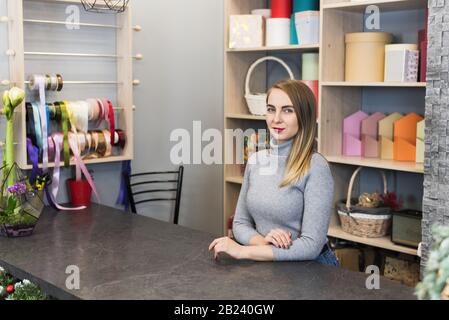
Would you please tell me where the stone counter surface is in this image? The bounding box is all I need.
[0,204,415,300]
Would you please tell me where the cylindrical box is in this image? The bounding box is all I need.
[290,13,298,45]
[302,52,319,80]
[271,0,292,18]
[345,32,392,82]
[251,9,271,19]
[300,80,319,115]
[266,18,290,47]
[295,11,319,45]
[293,0,319,12]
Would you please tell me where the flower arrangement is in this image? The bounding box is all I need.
[380,191,403,211]
[415,225,449,300]
[0,87,44,237]
[0,266,47,300]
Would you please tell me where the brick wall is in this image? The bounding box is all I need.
[422,0,449,266]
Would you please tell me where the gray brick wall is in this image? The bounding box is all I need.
[422,0,449,266]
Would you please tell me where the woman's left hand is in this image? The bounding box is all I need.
[208,237,244,260]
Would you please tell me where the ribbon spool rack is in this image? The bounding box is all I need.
[2,0,140,169]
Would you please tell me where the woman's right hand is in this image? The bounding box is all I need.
[265,229,293,249]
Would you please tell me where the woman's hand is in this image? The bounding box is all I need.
[265,229,293,249]
[209,237,244,260]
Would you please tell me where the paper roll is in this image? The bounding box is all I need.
[302,53,319,80]
[251,9,271,18]
[271,0,292,18]
[266,18,290,47]
[295,11,319,45]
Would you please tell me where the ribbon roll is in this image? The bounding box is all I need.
[56,74,63,91]
[58,101,70,167]
[96,99,105,128]
[28,74,64,92]
[86,99,98,121]
[106,100,115,145]
[73,100,89,133]
[36,75,49,172]
[50,75,58,91]
[84,132,92,155]
[102,129,112,157]
[115,129,127,149]
[26,103,37,147]
[45,75,51,90]
[31,102,42,152]
[48,135,55,162]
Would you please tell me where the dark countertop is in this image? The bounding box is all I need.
[0,204,416,300]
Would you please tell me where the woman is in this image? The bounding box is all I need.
[209,80,338,266]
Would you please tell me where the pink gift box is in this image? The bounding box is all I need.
[362,112,386,158]
[343,111,369,156]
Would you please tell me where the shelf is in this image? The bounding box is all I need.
[322,0,427,11]
[226,44,319,53]
[225,176,244,185]
[24,52,120,58]
[321,81,427,88]
[23,19,121,29]
[25,0,110,5]
[7,0,135,169]
[325,155,424,173]
[22,155,132,170]
[226,113,266,121]
[328,220,418,256]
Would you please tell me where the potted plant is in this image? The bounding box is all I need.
[0,88,44,237]
[416,225,449,300]
[0,266,47,300]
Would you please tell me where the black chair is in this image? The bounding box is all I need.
[124,166,184,224]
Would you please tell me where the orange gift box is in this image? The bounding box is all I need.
[393,112,424,161]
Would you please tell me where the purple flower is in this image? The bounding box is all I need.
[7,182,27,195]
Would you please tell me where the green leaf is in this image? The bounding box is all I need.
[6,196,17,215]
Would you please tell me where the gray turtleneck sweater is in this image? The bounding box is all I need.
[232,139,334,261]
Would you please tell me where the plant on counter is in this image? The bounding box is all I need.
[415,225,449,300]
[0,266,47,300]
[0,88,45,238]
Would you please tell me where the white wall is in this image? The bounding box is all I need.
[0,0,224,235]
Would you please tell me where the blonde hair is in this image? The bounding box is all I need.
[267,80,317,188]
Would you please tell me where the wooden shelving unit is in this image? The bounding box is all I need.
[319,0,427,256]
[226,44,319,53]
[321,81,426,87]
[225,176,244,185]
[223,0,320,235]
[328,216,418,256]
[226,113,266,121]
[325,156,424,173]
[321,0,425,10]
[5,0,135,169]
[223,0,425,258]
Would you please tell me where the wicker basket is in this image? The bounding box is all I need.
[244,56,294,116]
[337,167,392,238]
